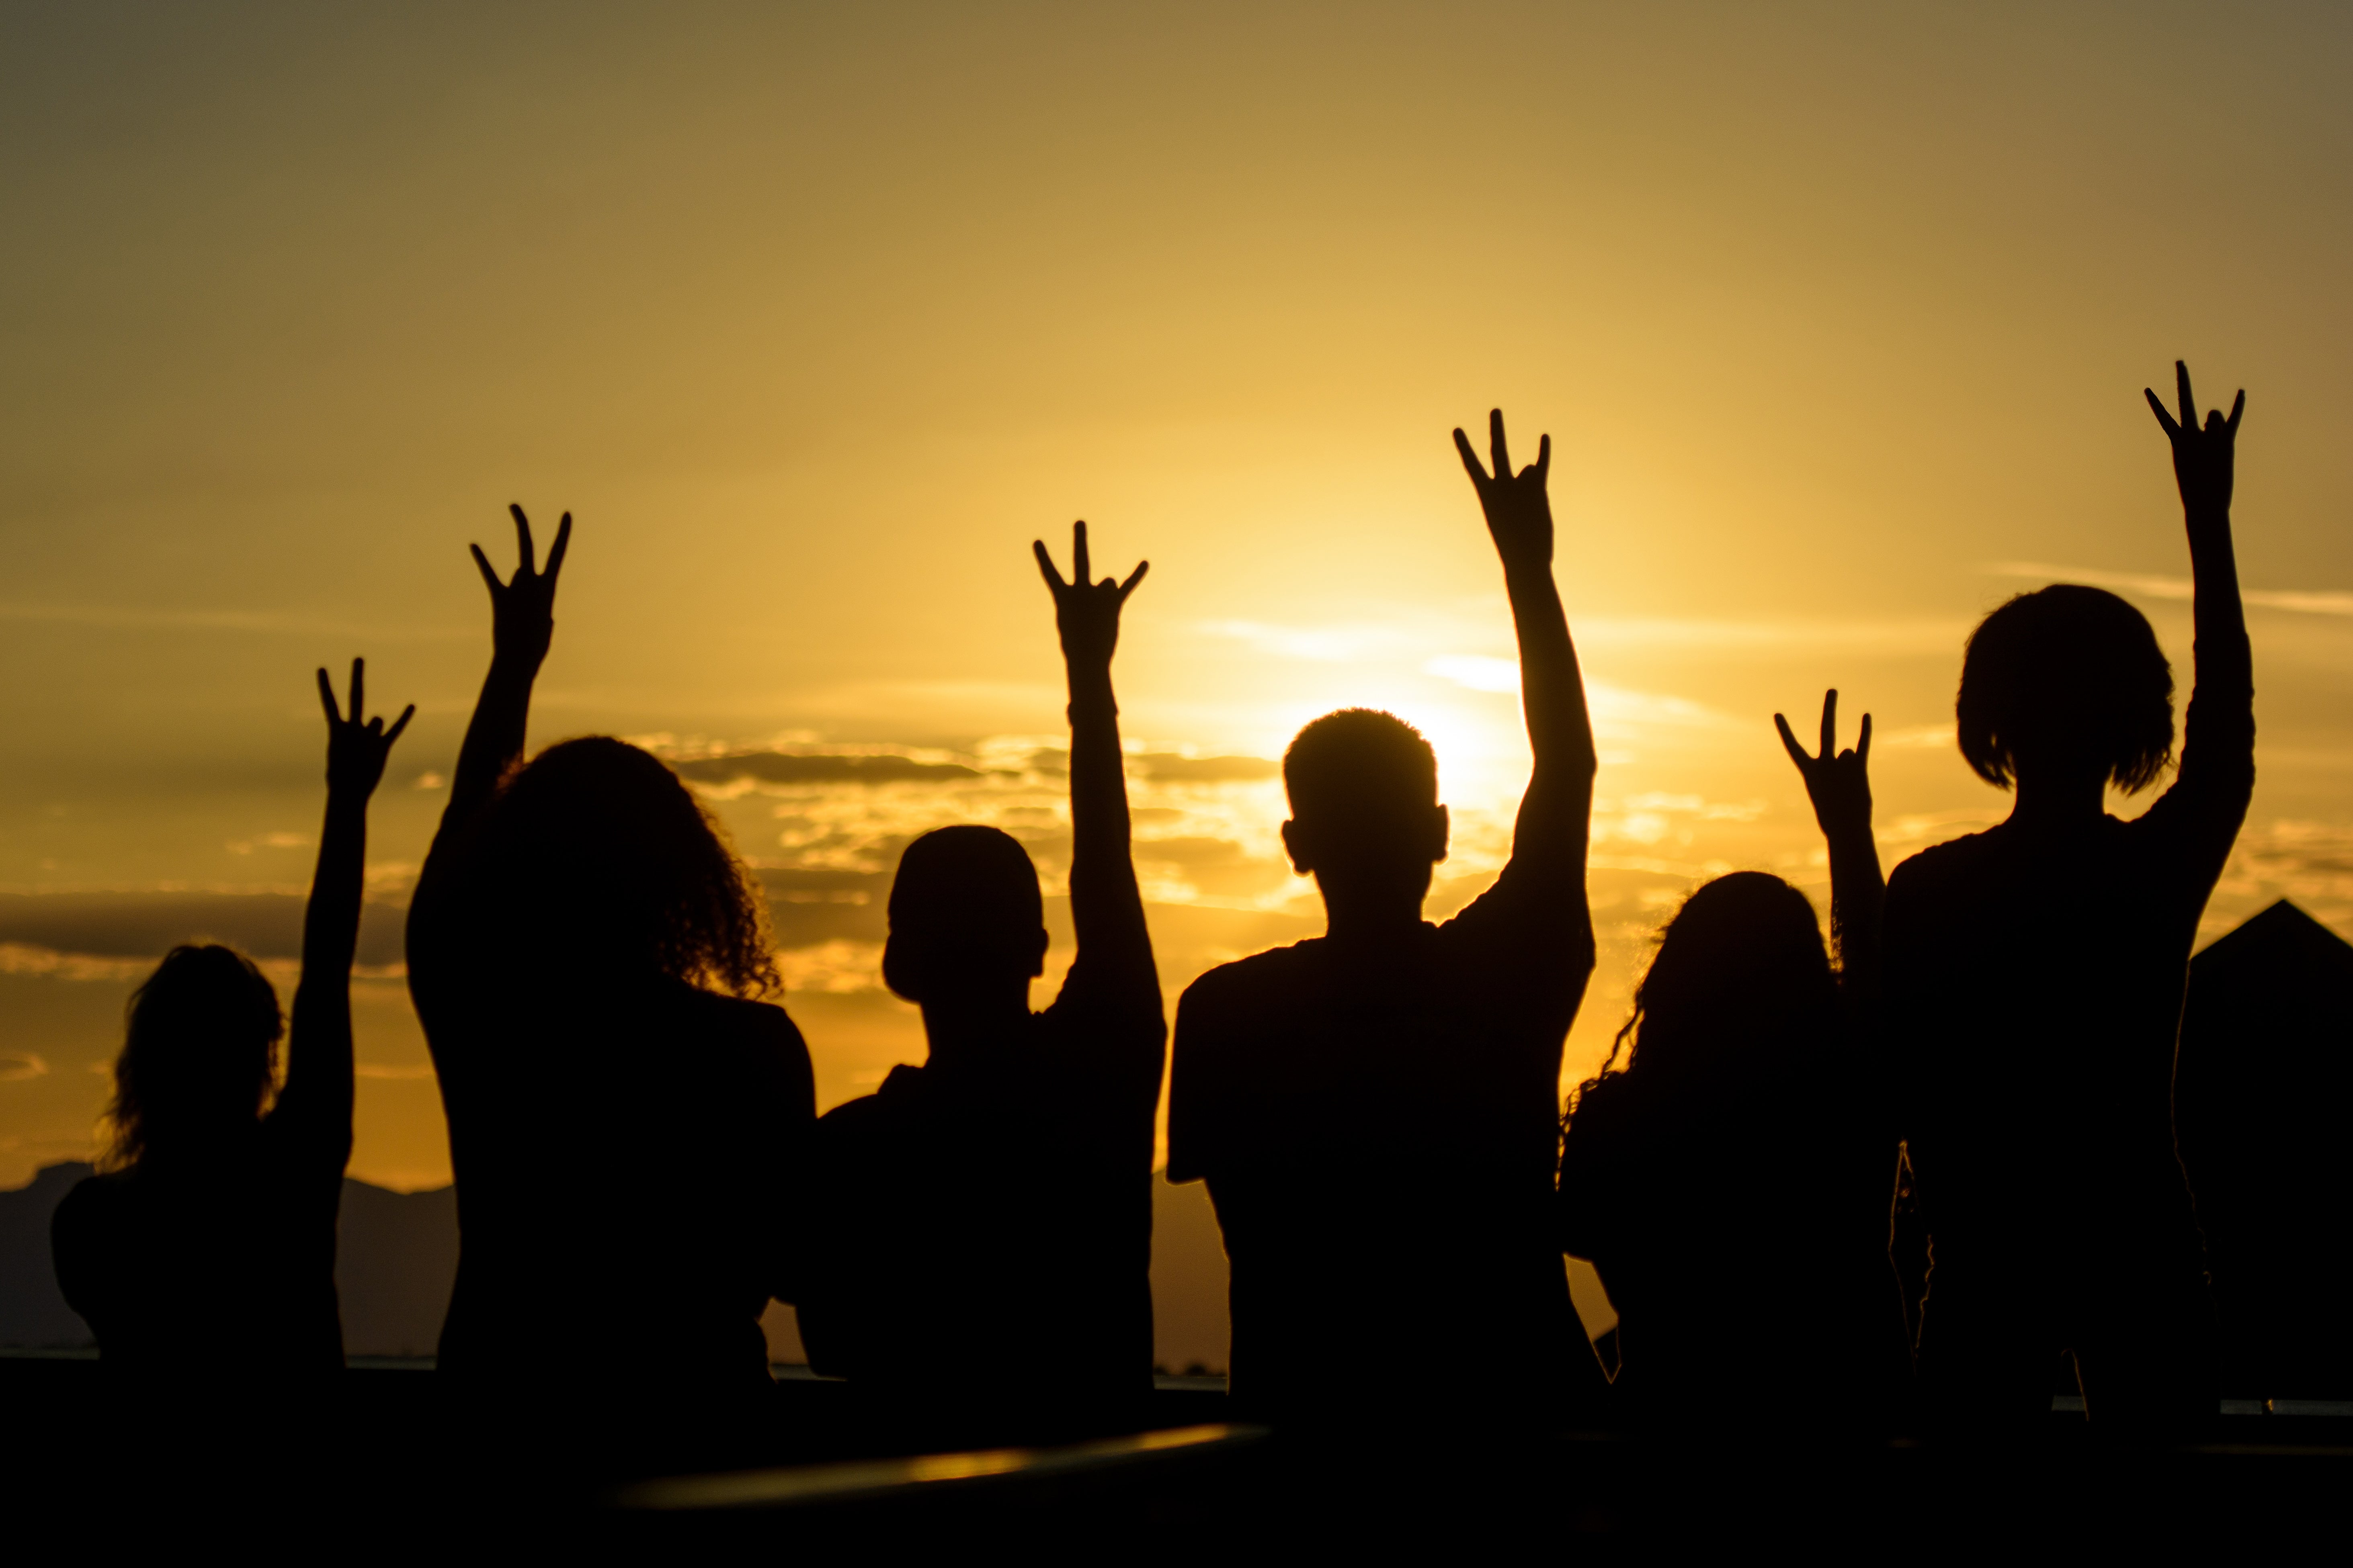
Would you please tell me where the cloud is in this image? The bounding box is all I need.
[1425,655,1521,693]
[1569,617,1972,654]
[1196,620,1412,662]
[355,1062,437,1081]
[1128,754,1279,783]
[0,893,406,968]
[673,751,985,788]
[0,1052,47,1082]
[1989,563,2353,617]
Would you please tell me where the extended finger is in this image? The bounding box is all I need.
[2225,389,2246,434]
[1452,427,1491,487]
[1032,539,1066,590]
[2144,387,2181,437]
[385,704,415,745]
[545,512,572,581]
[1489,409,1511,482]
[349,658,365,725]
[1118,560,1150,600]
[1774,712,1809,769]
[2175,361,2196,432]
[510,504,536,576]
[1856,712,1873,765]
[316,667,342,725]
[1820,689,1838,759]
[1533,432,1551,485]
[470,543,502,594]
[1073,521,1092,588]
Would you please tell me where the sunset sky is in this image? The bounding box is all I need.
[2,1,2350,1220]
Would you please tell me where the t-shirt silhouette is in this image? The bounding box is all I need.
[52,1122,346,1377]
[1168,862,1599,1423]
[1558,1049,1909,1429]
[797,955,1165,1422]
[1886,624,2253,1421]
[405,948,814,1394]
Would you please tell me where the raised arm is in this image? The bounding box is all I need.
[443,505,571,832]
[273,660,411,1152]
[2145,362,2254,845]
[1776,690,1882,999]
[1452,410,1598,907]
[1032,522,1159,1011]
[410,506,570,956]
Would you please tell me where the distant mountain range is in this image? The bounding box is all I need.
[0,1161,458,1356]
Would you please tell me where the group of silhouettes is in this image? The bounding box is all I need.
[49,363,2254,1450]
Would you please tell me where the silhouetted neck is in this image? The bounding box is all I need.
[2005,768,2110,835]
[918,989,1033,1069]
[1319,900,1430,946]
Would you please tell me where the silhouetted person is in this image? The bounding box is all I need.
[405,509,815,1405]
[53,662,412,1376]
[1886,364,2253,1437]
[1166,411,1604,1427]
[1558,694,1909,1433]
[2176,900,2353,1398]
[797,523,1164,1438]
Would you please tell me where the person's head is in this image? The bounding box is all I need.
[104,944,283,1170]
[1957,585,2175,796]
[1279,709,1448,918]
[881,826,1048,1008]
[471,736,777,996]
[1580,872,1834,1109]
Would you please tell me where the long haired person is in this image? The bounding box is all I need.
[53,663,412,1375]
[1886,365,2253,1436]
[1558,694,1909,1431]
[797,522,1164,1440]
[404,510,815,1404]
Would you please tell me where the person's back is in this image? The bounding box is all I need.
[405,510,816,1398]
[1169,412,1603,1425]
[431,976,807,1386]
[1887,365,2255,1435]
[1558,729,1909,1435]
[797,525,1163,1434]
[53,663,411,1382]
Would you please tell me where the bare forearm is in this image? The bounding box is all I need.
[2187,506,2251,686]
[1065,656,1146,947]
[286,791,365,1121]
[447,656,539,819]
[1824,822,1886,991]
[1505,561,1596,849]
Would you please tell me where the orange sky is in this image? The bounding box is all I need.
[2,2,2350,1195]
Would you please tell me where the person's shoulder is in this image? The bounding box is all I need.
[675,985,808,1049]
[51,1171,131,1236]
[1181,940,1323,1010]
[1890,827,2003,893]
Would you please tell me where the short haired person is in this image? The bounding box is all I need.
[797,523,1165,1439]
[1167,412,1606,1426]
[1886,365,2253,1436]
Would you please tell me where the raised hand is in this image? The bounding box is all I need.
[471,504,572,665]
[1453,408,1553,575]
[1776,690,1873,842]
[317,658,414,800]
[1034,520,1148,668]
[2145,360,2245,519]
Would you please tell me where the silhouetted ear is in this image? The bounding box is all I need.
[879,932,925,1005]
[1279,819,1314,876]
[1430,803,1451,866]
[1026,926,1050,979]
